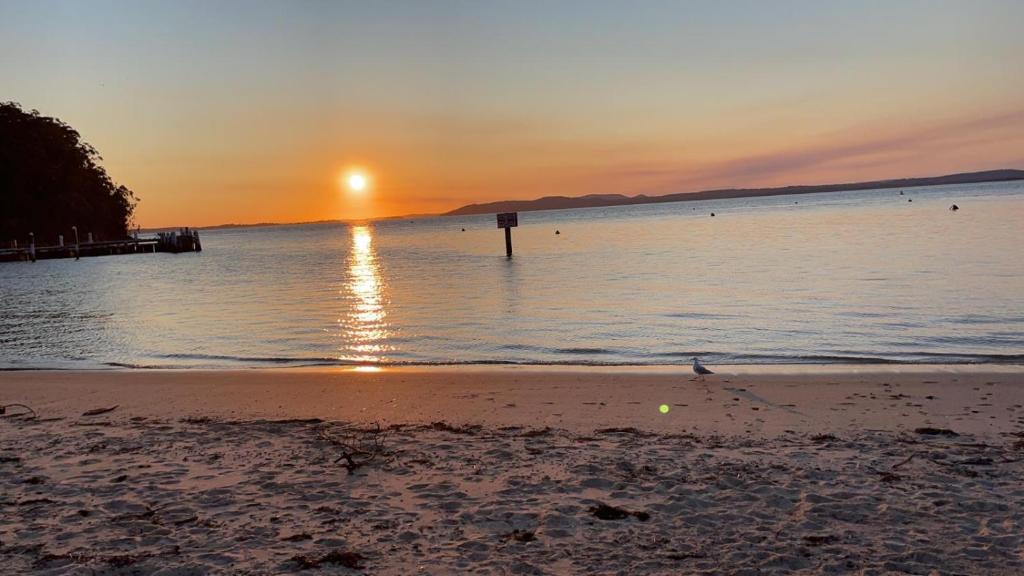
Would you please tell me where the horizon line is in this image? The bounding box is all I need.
[140,166,1023,232]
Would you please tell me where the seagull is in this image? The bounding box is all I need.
[690,357,714,382]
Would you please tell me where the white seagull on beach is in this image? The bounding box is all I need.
[690,357,714,382]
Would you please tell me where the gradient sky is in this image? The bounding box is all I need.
[3,0,1023,226]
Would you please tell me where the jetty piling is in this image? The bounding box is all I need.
[156,228,202,253]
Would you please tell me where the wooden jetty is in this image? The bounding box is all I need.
[0,228,202,263]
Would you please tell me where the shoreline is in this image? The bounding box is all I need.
[4,362,1024,373]
[2,367,1021,437]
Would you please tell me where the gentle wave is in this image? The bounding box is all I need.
[3,353,1024,371]
[554,347,616,355]
[151,353,353,365]
[114,351,1024,368]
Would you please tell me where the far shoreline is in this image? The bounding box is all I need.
[139,170,1024,232]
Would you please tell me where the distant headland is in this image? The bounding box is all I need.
[444,169,1024,216]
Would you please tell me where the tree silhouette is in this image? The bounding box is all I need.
[0,102,137,244]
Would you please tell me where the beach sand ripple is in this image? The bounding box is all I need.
[2,415,1023,574]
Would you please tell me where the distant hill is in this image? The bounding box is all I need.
[444,169,1024,216]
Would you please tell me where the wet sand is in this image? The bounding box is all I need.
[2,367,1023,574]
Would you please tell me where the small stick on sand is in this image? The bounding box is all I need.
[892,453,915,469]
[317,422,389,474]
[82,405,119,417]
[0,403,37,419]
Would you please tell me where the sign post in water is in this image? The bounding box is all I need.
[496,212,518,258]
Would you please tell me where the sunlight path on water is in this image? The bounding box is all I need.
[339,225,391,363]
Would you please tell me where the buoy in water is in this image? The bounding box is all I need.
[710,212,715,217]
[555,230,560,235]
[950,204,959,211]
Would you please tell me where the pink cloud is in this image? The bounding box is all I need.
[600,109,1024,195]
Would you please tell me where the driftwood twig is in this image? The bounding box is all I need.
[82,405,119,417]
[0,403,37,420]
[892,453,916,469]
[317,422,389,474]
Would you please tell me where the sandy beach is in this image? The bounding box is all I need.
[2,367,1023,574]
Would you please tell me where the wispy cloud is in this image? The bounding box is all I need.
[603,109,1024,195]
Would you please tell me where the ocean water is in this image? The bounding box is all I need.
[1,181,1023,369]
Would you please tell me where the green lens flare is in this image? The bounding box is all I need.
[659,404,670,414]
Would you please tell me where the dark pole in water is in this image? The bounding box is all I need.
[496,212,518,258]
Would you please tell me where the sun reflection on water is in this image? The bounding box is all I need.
[340,225,390,363]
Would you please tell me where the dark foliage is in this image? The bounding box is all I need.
[0,102,137,243]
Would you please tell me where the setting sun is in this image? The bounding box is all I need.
[345,171,369,193]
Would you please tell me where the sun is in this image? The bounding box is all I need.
[348,173,367,192]
[342,169,371,194]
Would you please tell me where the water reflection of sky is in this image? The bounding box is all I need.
[339,225,390,363]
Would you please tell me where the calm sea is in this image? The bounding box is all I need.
[2,181,1023,369]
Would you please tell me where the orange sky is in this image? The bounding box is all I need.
[3,1,1022,227]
